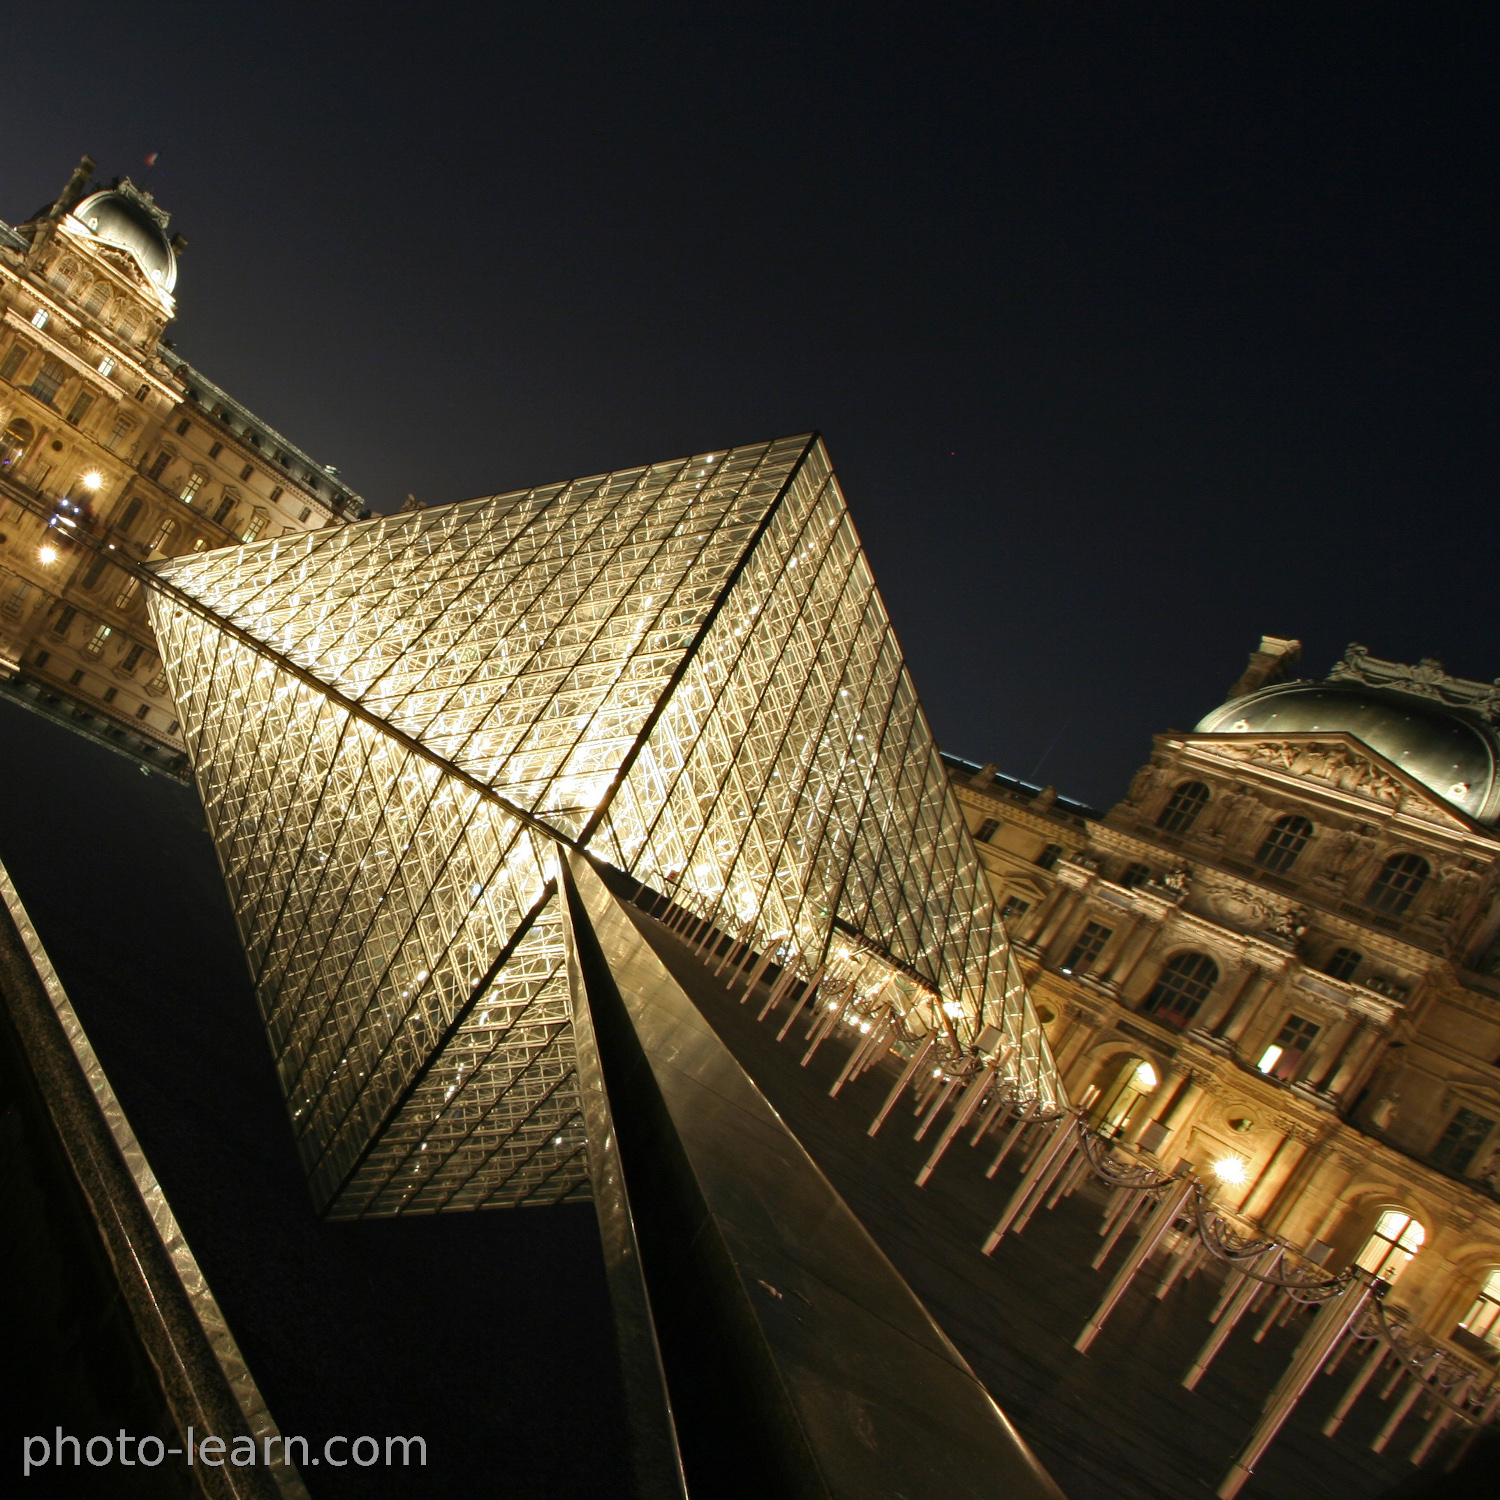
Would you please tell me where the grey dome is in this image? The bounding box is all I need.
[72,190,176,291]
[1196,680,1500,824]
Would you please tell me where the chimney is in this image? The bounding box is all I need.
[52,156,97,220]
[1226,636,1302,701]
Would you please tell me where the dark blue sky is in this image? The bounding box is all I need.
[5,4,1495,805]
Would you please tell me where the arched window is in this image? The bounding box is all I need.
[1256,815,1313,874]
[1355,1210,1425,1283]
[1368,853,1430,915]
[1141,951,1220,1028]
[1455,1270,1500,1353]
[1157,781,1210,834]
[1324,946,1362,982]
[0,418,34,471]
[83,280,111,317]
[116,306,141,342]
[51,256,78,292]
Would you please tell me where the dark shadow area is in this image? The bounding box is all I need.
[0,698,631,1499]
[643,918,1427,1500]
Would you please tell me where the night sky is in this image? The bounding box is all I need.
[4,5,1495,806]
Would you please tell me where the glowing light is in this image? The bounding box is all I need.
[37,545,57,564]
[1212,1157,1249,1186]
[942,1000,964,1017]
[1133,1061,1158,1089]
[81,471,103,490]
[1257,1045,1283,1075]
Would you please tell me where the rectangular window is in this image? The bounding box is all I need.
[65,390,95,426]
[4,577,32,613]
[68,668,84,686]
[135,383,149,401]
[31,309,48,330]
[1432,1108,1496,1175]
[167,719,179,736]
[103,416,132,452]
[1036,842,1063,870]
[180,473,205,504]
[52,606,76,637]
[239,464,254,481]
[83,623,111,657]
[81,553,108,589]
[1258,1015,1321,1082]
[269,485,283,503]
[33,649,49,668]
[176,417,191,436]
[975,818,1001,843]
[147,451,171,482]
[97,356,115,377]
[135,703,150,720]
[208,441,223,459]
[1063,921,1113,974]
[0,342,27,381]
[298,506,311,523]
[29,360,67,406]
[102,686,117,703]
[1120,862,1152,889]
[1000,896,1031,924]
[121,643,143,672]
[243,514,267,542]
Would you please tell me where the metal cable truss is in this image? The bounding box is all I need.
[143,434,1063,1217]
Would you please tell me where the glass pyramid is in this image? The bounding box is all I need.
[149,435,1062,1218]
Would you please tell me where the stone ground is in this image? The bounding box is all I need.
[646,917,1462,1500]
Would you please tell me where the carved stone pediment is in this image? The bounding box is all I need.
[1190,868,1304,943]
[1200,734,1470,828]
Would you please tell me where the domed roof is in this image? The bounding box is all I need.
[1196,679,1500,824]
[71,189,176,291]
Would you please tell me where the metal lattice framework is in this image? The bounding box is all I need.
[148,434,1062,1218]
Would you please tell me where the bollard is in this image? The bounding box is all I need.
[866,1036,935,1136]
[1076,1173,1196,1352]
[1323,1333,1389,1436]
[1184,1245,1284,1390]
[915,1058,1003,1187]
[983,1120,1077,1252]
[1372,1354,1441,1454]
[1217,1274,1375,1498]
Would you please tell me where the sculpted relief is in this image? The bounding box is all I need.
[1217,740,1407,805]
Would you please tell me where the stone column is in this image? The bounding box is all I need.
[1238,1131,1308,1223]
[1141,1072,1208,1155]
[1301,1017,1356,1089]
[1101,917,1159,994]
[1031,887,1084,952]
[1325,1025,1382,1101]
[1211,966,1276,1044]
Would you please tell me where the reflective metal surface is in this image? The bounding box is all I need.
[0,856,306,1500]
[564,851,1067,1500]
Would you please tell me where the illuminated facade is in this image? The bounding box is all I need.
[0,157,362,766]
[957,638,1500,1363]
[148,434,1059,1218]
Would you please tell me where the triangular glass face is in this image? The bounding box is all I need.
[151,435,1061,1218]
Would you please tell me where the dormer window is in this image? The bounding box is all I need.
[1368,853,1430,916]
[1255,815,1313,874]
[83,282,111,317]
[1157,781,1210,834]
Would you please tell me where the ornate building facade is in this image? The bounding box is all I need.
[0,157,365,771]
[955,637,1500,1364]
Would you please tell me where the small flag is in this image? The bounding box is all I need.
[144,152,159,167]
